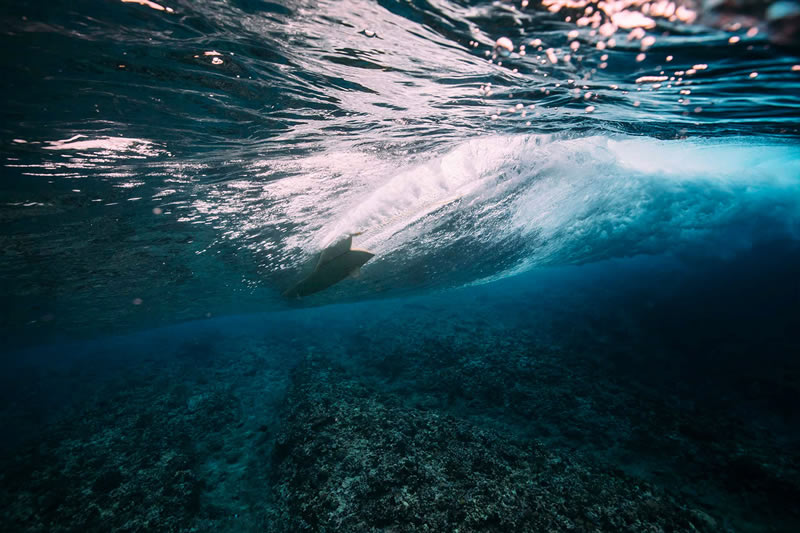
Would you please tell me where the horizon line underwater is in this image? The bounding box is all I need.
[1,0,800,531]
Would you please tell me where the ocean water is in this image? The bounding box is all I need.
[2,0,800,531]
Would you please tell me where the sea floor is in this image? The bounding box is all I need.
[1,266,798,532]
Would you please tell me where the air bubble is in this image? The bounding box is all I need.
[495,37,514,57]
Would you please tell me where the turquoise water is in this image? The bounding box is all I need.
[2,0,800,531]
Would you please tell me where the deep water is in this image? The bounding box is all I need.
[2,0,800,531]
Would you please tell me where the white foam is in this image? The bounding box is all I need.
[203,134,800,288]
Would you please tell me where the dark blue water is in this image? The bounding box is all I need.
[2,0,799,531]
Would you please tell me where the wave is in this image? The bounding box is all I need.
[3,0,800,344]
[193,133,800,296]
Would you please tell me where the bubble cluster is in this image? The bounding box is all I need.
[471,0,787,126]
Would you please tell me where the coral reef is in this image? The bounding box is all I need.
[271,355,717,532]
[0,334,287,532]
[1,296,798,532]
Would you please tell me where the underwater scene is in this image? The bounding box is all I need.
[1,0,799,531]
